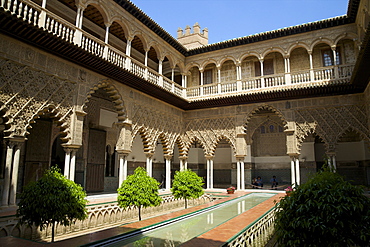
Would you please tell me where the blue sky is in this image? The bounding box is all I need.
[131,0,350,44]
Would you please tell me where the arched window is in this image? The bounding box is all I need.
[269,125,275,133]
[260,126,265,134]
[279,125,284,132]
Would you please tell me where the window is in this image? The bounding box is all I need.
[322,49,341,67]
[260,126,265,134]
[203,69,213,84]
[269,125,275,133]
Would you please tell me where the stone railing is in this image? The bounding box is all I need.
[224,208,276,247]
[0,193,214,241]
[1,0,355,102]
[187,64,354,99]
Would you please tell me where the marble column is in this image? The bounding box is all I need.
[146,153,153,177]
[237,160,241,190]
[9,142,23,206]
[295,158,300,186]
[2,139,25,207]
[69,149,77,182]
[290,156,296,188]
[164,155,172,190]
[118,152,128,187]
[64,148,71,179]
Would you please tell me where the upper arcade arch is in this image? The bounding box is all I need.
[310,38,334,51]
[286,42,310,55]
[81,4,109,31]
[200,59,218,71]
[239,52,261,63]
[333,32,358,46]
[261,47,285,59]
[218,57,237,67]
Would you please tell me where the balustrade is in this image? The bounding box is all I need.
[264,74,285,87]
[225,208,276,247]
[2,0,355,101]
[221,81,237,93]
[291,70,310,84]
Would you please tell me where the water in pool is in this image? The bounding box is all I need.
[90,193,275,247]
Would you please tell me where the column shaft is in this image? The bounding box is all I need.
[165,158,171,190]
[2,144,14,206]
[291,157,296,187]
[69,150,76,181]
[64,150,71,179]
[240,160,245,190]
[9,145,21,206]
[295,158,300,186]
[237,161,241,190]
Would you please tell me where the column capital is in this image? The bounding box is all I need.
[235,155,246,160]
[205,155,214,160]
[288,153,300,159]
[164,154,173,160]
[115,119,132,126]
[325,152,336,157]
[116,150,131,155]
[61,144,81,150]
[145,152,154,158]
[5,136,26,143]
[179,156,188,160]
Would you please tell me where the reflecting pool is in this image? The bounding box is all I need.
[88,193,275,247]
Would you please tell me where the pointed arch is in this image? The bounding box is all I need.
[209,135,236,156]
[244,104,287,133]
[84,80,127,122]
[183,136,206,157]
[22,104,72,143]
[335,126,370,145]
[174,135,187,157]
[131,126,152,153]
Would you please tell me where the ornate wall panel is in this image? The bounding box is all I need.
[184,117,236,156]
[295,104,369,152]
[131,102,182,155]
[0,59,75,140]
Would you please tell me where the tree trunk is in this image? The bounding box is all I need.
[138,205,141,221]
[185,198,187,209]
[51,221,55,242]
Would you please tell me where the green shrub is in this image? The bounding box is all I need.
[275,170,370,246]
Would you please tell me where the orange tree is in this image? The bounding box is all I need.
[117,167,162,221]
[17,167,88,242]
[171,169,204,209]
